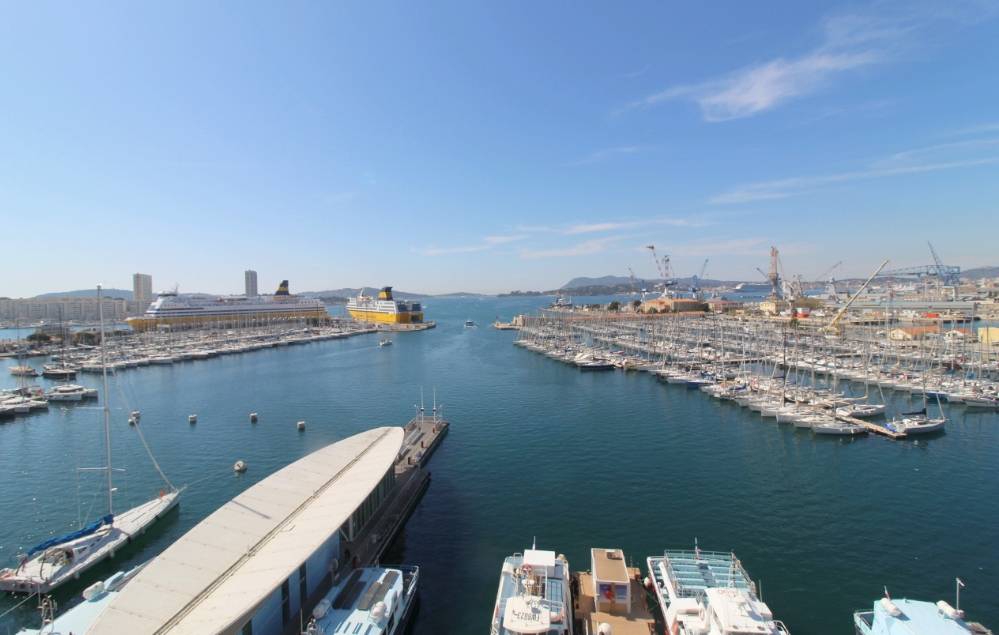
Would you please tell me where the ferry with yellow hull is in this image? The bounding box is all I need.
[127,280,327,332]
[347,287,424,324]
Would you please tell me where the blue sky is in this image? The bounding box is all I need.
[2,1,998,296]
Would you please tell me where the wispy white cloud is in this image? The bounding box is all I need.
[622,65,650,79]
[951,122,999,136]
[669,237,815,258]
[418,233,527,256]
[622,2,997,122]
[484,234,528,245]
[520,237,622,260]
[564,217,711,234]
[568,145,648,166]
[710,157,999,204]
[875,136,999,167]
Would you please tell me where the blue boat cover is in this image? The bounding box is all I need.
[27,514,114,557]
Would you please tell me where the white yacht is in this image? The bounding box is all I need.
[9,365,38,377]
[491,546,573,635]
[45,383,98,402]
[647,544,790,635]
[305,566,419,635]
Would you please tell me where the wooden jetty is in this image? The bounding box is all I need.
[835,413,906,439]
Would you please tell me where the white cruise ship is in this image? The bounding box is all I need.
[127,280,327,331]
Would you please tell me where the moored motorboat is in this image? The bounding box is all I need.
[647,544,790,635]
[491,545,572,635]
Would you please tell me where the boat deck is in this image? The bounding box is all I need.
[649,550,755,599]
[573,569,658,635]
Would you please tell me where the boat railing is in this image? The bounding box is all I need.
[658,551,757,598]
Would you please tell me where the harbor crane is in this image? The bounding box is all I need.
[645,244,676,295]
[753,246,784,299]
[815,261,842,284]
[627,267,644,296]
[821,259,889,336]
[815,260,843,298]
[880,241,960,285]
[690,259,709,299]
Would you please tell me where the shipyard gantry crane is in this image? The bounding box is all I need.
[880,242,960,285]
[645,244,676,296]
[690,259,709,299]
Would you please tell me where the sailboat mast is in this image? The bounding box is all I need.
[98,284,114,516]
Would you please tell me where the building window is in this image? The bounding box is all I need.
[281,579,290,626]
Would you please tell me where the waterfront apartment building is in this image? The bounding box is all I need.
[132,273,153,307]
[245,269,258,297]
[87,426,404,635]
[0,296,128,322]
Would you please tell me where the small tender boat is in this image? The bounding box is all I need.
[233,460,247,473]
[378,338,393,347]
[464,319,476,328]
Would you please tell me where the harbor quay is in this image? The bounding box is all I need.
[14,410,449,635]
[514,310,998,438]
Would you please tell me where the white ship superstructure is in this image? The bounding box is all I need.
[127,280,326,331]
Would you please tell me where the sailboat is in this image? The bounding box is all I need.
[0,285,181,595]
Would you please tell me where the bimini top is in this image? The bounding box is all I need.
[86,426,404,634]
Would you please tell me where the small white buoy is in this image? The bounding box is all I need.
[249,412,258,423]
[189,414,197,424]
[297,420,306,431]
[233,460,247,473]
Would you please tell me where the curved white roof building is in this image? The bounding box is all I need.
[86,426,403,634]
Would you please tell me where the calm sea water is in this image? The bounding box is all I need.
[2,297,998,634]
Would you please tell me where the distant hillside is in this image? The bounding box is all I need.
[34,288,133,300]
[562,275,636,289]
[302,287,429,301]
[559,275,729,296]
[963,266,999,280]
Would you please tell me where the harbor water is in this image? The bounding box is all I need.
[2,297,998,634]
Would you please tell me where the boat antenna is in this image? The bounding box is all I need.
[420,387,425,417]
[532,536,536,550]
[98,284,114,516]
[956,577,965,612]
[432,387,437,421]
